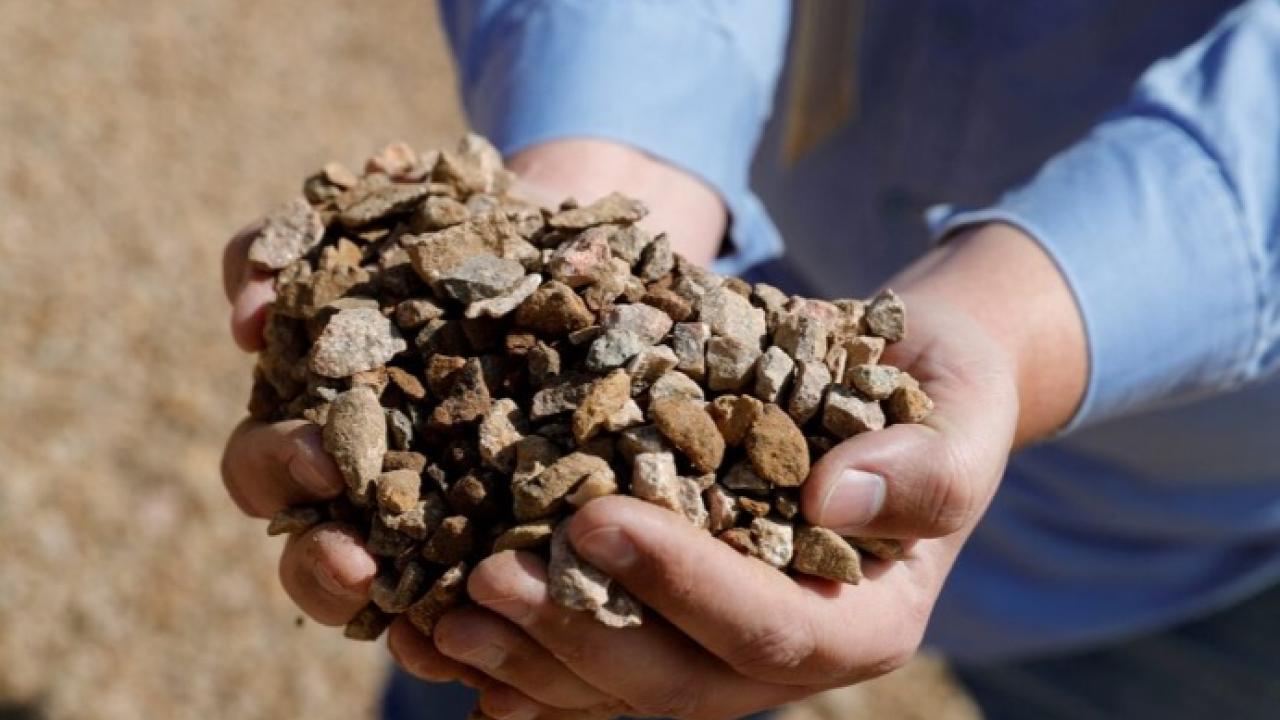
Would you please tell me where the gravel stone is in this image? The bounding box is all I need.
[310,308,407,378]
[745,404,810,488]
[848,363,901,400]
[649,397,725,474]
[865,289,906,342]
[792,526,863,584]
[706,336,761,392]
[323,386,387,503]
[754,346,795,404]
[823,386,886,438]
[248,197,325,270]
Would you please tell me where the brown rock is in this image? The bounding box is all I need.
[548,192,647,229]
[572,369,630,443]
[707,394,764,447]
[514,280,594,335]
[641,286,693,322]
[513,452,614,521]
[376,469,421,514]
[386,366,426,401]
[649,397,725,474]
[478,398,527,472]
[406,562,468,636]
[670,322,710,381]
[745,404,810,488]
[848,537,908,561]
[704,485,738,534]
[422,516,475,565]
[323,386,387,503]
[493,520,556,552]
[792,526,863,584]
[344,604,393,641]
[266,505,324,536]
[706,336,761,392]
[885,384,934,424]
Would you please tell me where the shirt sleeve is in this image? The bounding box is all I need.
[438,0,791,274]
[934,0,1280,430]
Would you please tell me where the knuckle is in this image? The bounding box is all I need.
[725,623,816,678]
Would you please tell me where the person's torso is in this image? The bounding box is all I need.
[750,0,1280,661]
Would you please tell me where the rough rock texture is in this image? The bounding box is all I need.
[310,309,407,378]
[246,136,930,651]
[745,404,810,488]
[793,526,864,584]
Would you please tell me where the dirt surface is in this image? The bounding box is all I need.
[0,1,978,718]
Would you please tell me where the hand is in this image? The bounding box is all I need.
[217,139,736,713]
[387,288,1022,719]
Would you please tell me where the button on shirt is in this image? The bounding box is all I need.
[440,0,1280,662]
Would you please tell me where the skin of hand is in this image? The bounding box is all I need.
[221,140,1085,719]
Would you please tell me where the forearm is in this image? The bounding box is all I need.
[891,223,1087,447]
[509,139,727,266]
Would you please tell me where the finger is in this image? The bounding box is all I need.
[478,683,621,720]
[801,352,1011,539]
[386,616,491,687]
[220,418,344,519]
[230,272,276,352]
[277,522,377,625]
[434,606,613,710]
[222,219,263,300]
[468,550,800,718]
[568,497,930,686]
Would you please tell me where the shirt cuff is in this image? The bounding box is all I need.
[456,0,784,274]
[931,114,1264,430]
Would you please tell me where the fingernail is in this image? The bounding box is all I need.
[573,526,638,571]
[312,562,361,599]
[820,469,886,531]
[289,448,337,491]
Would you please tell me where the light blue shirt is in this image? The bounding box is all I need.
[441,0,1280,662]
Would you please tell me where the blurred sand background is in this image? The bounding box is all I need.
[0,1,978,718]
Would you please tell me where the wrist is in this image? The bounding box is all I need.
[890,223,1087,446]
[508,139,727,266]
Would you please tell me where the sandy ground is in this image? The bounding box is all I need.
[0,1,978,718]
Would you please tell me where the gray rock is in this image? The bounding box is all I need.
[699,287,767,347]
[463,272,542,319]
[865,289,906,342]
[754,346,795,404]
[787,360,831,425]
[847,363,901,400]
[322,386,387,503]
[823,386,886,438]
[248,197,325,270]
[436,254,526,303]
[310,308,407,378]
[750,517,795,569]
[602,303,673,345]
[705,336,761,392]
[584,328,647,371]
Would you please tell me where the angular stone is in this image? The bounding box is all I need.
[422,516,475,566]
[885,385,934,424]
[565,469,620,507]
[631,454,708,528]
[704,485,738,534]
[248,197,325,270]
[428,358,492,428]
[649,397,726,473]
[464,272,541,319]
[754,346,795,404]
[385,407,413,451]
[774,313,829,363]
[787,360,831,425]
[865,289,906,342]
[848,363,901,400]
[719,527,757,556]
[548,192,647,230]
[581,257,631,310]
[344,604,393,641]
[530,373,593,419]
[824,343,848,386]
[699,287,767,347]
[635,233,674,281]
[626,345,678,392]
[310,308,407,378]
[707,394,764,447]
[750,517,794,569]
[584,328,647,371]
[647,371,705,403]
[436,254,526,304]
[513,452,614,521]
[706,336,761,392]
[823,386,886,438]
[548,521,642,628]
[411,195,470,231]
[671,322,711,381]
[843,336,886,367]
[617,425,674,464]
[376,469,421,514]
[386,367,426,401]
[641,286,693,322]
[739,496,771,517]
[512,435,563,486]
[601,303,673,345]
[339,183,429,228]
[323,386,387,503]
[723,460,770,493]
[383,450,427,474]
[573,369,631,443]
[493,520,556,552]
[752,283,789,318]
[528,341,562,388]
[848,537,908,561]
[478,397,526,472]
[266,505,324,536]
[607,224,653,265]
[745,404,810,488]
[406,562,468,636]
[792,526,863,584]
[548,226,612,287]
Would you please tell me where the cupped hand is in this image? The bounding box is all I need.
[388,297,1020,719]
